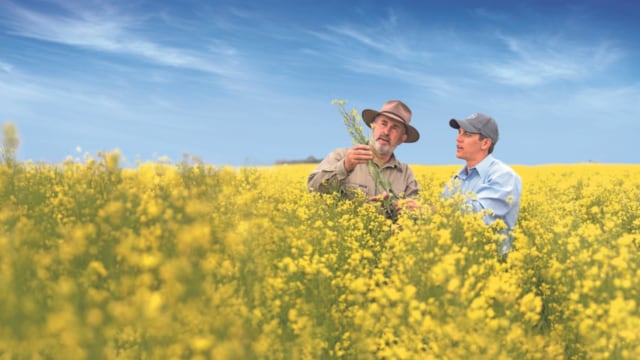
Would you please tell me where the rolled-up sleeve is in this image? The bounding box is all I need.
[307,149,350,194]
[402,167,419,198]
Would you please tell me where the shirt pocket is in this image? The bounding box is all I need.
[345,182,368,192]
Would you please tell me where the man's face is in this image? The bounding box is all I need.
[455,128,491,162]
[370,115,407,155]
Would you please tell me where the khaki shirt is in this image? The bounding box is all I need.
[307,148,419,198]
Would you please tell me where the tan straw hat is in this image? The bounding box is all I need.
[362,100,420,143]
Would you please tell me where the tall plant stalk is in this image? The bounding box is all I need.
[332,100,399,219]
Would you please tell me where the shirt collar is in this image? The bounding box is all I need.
[473,154,495,178]
[459,154,495,178]
[385,153,400,168]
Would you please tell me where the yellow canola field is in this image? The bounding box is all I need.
[1,157,639,359]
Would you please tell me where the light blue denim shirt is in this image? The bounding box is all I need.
[444,155,522,253]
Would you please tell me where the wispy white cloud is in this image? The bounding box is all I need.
[326,23,417,60]
[316,5,626,92]
[0,65,50,101]
[0,61,13,73]
[310,20,450,93]
[482,33,622,86]
[343,58,455,96]
[565,84,640,127]
[0,66,125,115]
[0,1,242,78]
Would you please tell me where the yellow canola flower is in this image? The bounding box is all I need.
[607,295,637,327]
[519,292,543,323]
[98,200,125,225]
[177,221,212,254]
[143,291,164,318]
[467,296,489,321]
[190,336,213,352]
[447,277,462,292]
[87,260,108,277]
[617,233,636,246]
[141,253,162,270]
[85,307,103,327]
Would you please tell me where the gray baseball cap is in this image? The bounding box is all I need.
[449,113,499,145]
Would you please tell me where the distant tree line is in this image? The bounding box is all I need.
[275,155,321,165]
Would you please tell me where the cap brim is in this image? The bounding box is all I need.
[449,118,477,133]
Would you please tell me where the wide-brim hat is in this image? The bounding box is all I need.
[362,100,420,143]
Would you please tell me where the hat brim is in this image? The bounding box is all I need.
[449,118,498,144]
[362,109,420,143]
[450,118,472,131]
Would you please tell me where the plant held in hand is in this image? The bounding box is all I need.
[332,99,399,220]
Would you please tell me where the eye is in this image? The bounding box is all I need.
[462,131,476,138]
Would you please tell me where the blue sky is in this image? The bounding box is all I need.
[1,0,638,166]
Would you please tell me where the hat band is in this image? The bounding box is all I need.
[379,110,408,125]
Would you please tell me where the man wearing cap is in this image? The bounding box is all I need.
[308,100,420,211]
[444,113,522,254]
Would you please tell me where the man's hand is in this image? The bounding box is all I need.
[344,144,373,172]
[397,198,421,212]
[369,194,423,218]
[369,192,391,203]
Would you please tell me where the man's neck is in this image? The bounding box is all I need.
[465,154,488,170]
